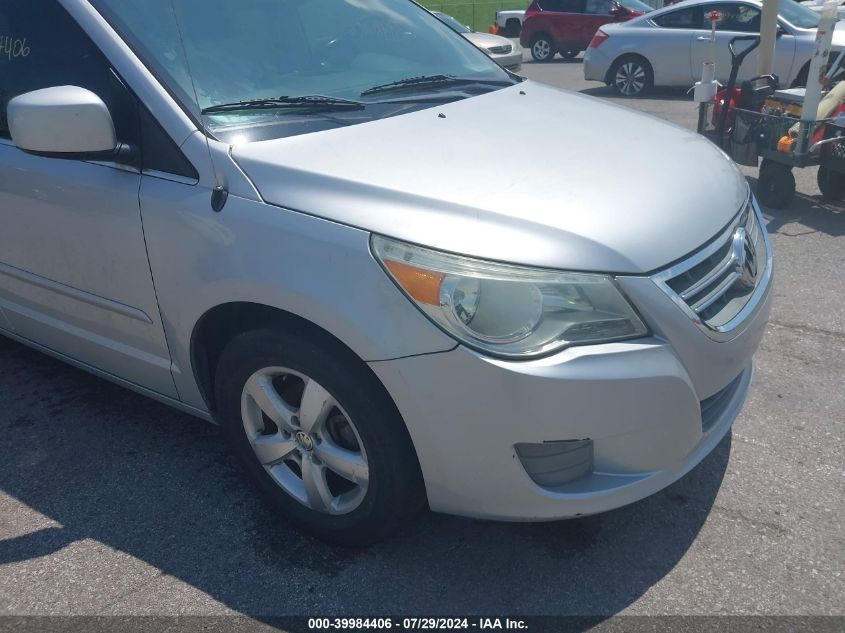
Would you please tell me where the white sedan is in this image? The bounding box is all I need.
[433,12,523,72]
[802,0,845,20]
[584,0,845,96]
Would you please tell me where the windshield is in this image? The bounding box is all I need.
[780,0,821,28]
[92,0,511,142]
[618,0,654,13]
[433,12,473,33]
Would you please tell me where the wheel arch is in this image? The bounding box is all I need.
[505,17,522,37]
[791,60,810,88]
[530,30,555,45]
[191,302,373,414]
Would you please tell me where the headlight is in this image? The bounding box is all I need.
[371,235,648,358]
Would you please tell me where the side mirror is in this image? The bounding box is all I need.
[609,6,621,15]
[8,86,118,158]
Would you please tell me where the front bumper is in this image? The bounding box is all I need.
[369,244,772,521]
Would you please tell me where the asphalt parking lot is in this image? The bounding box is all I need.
[0,52,843,622]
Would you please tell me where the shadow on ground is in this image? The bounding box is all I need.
[751,177,845,237]
[524,57,584,66]
[0,335,729,616]
[579,85,693,102]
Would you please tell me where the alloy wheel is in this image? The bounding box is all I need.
[532,39,552,61]
[615,61,646,96]
[240,366,369,515]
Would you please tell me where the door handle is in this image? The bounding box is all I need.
[696,36,713,42]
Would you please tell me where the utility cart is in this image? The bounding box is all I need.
[698,83,845,207]
[695,5,845,208]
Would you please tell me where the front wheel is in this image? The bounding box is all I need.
[214,328,424,545]
[817,166,845,201]
[609,56,653,97]
[530,35,555,62]
[560,48,579,59]
[757,160,795,209]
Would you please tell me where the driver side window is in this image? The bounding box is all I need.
[711,3,762,33]
[0,0,136,143]
[652,7,704,29]
[585,0,615,15]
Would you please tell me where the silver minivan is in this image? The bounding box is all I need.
[0,0,771,544]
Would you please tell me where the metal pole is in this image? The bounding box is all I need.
[797,0,838,153]
[757,0,780,76]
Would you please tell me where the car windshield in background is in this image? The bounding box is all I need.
[618,0,654,13]
[779,0,821,28]
[91,0,511,142]
[433,12,473,34]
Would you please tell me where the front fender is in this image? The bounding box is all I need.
[139,180,455,410]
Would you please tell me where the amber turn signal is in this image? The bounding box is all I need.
[383,259,445,306]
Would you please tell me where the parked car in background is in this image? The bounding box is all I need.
[521,0,653,62]
[585,0,845,95]
[801,0,845,19]
[434,11,523,71]
[495,9,527,36]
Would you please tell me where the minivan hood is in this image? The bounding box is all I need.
[232,82,747,274]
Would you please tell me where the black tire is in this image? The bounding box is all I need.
[504,19,521,38]
[530,34,555,62]
[757,160,795,209]
[817,166,845,201]
[560,48,580,59]
[214,328,424,546]
[609,55,654,97]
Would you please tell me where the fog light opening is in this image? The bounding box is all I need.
[515,439,594,488]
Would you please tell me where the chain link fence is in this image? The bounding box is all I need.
[418,1,531,33]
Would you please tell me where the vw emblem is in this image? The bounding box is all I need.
[295,431,314,452]
[732,227,757,289]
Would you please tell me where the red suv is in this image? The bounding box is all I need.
[520,0,652,62]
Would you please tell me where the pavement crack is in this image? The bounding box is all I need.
[768,320,845,342]
[774,229,819,237]
[712,504,789,536]
[731,432,772,450]
[103,569,167,610]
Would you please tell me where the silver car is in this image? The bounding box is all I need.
[802,0,845,20]
[0,0,771,544]
[585,0,845,96]
[433,11,523,72]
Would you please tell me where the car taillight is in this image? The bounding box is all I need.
[589,30,609,48]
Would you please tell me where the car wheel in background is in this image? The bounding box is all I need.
[757,160,796,208]
[817,166,845,201]
[560,48,579,59]
[609,56,653,97]
[530,34,555,62]
[214,328,424,545]
[504,19,522,38]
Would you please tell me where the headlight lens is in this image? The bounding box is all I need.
[372,235,648,358]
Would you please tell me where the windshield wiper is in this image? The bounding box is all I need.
[360,74,513,97]
[201,95,366,115]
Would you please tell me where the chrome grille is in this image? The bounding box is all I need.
[488,44,513,54]
[652,194,771,340]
